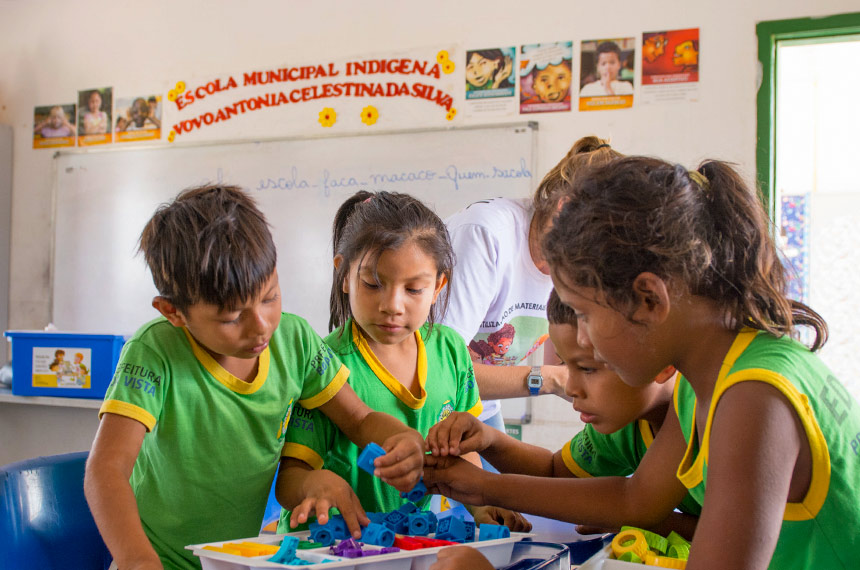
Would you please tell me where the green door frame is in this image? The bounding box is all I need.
[756,11,860,217]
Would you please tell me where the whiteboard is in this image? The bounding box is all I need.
[51,123,538,336]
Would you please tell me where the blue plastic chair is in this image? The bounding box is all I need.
[0,451,112,569]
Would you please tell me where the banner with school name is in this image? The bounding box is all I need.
[167,45,460,142]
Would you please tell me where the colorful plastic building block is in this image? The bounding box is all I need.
[382,510,409,533]
[309,525,334,546]
[361,522,395,547]
[435,516,467,543]
[399,479,428,502]
[357,442,386,474]
[478,524,510,541]
[407,512,437,536]
[269,536,300,564]
[397,502,419,515]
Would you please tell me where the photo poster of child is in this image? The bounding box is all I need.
[77,87,113,146]
[32,347,92,389]
[115,94,163,142]
[32,104,77,149]
[578,37,636,111]
[519,41,573,114]
[463,46,518,117]
[640,28,700,104]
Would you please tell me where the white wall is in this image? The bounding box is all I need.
[1,0,857,461]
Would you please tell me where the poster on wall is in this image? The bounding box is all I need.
[519,42,573,114]
[463,46,517,117]
[578,37,635,111]
[165,45,460,143]
[77,87,113,146]
[640,28,700,104]
[115,95,163,142]
[32,104,76,149]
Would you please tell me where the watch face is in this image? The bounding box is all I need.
[528,376,541,387]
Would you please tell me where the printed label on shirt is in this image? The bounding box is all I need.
[470,315,548,365]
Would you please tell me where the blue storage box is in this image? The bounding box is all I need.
[3,331,125,399]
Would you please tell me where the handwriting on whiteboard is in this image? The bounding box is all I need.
[254,158,532,195]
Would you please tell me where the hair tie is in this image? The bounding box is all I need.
[688,170,710,191]
[362,195,373,204]
[594,143,611,150]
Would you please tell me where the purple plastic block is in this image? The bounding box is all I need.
[331,538,363,556]
[357,442,386,475]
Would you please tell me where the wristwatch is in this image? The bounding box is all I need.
[527,365,543,396]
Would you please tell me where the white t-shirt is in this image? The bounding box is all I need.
[440,197,553,421]
[579,79,634,97]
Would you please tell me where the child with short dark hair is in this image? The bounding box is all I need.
[427,289,696,536]
[277,190,528,535]
[84,185,424,570]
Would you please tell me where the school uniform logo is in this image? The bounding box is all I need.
[438,400,454,423]
[279,398,294,440]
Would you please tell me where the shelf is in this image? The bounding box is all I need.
[0,387,102,409]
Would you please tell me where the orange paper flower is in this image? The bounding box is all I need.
[175,81,186,93]
[167,130,176,143]
[318,107,337,127]
[442,61,455,74]
[446,108,457,121]
[167,89,177,102]
[436,50,450,64]
[361,106,379,126]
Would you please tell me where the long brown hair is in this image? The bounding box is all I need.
[531,135,623,230]
[543,156,828,350]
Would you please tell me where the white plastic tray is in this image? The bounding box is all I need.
[576,544,654,569]
[188,528,533,570]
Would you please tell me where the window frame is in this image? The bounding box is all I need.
[756,11,860,217]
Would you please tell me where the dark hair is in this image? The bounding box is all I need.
[547,289,577,326]
[532,135,623,231]
[329,191,454,333]
[544,156,828,350]
[595,41,622,64]
[139,184,277,313]
[467,49,506,65]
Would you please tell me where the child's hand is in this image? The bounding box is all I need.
[493,56,514,88]
[430,545,494,570]
[288,469,370,539]
[470,506,533,533]
[422,454,489,506]
[426,412,491,457]
[374,429,425,492]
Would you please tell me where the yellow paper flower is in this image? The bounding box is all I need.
[167,89,177,102]
[361,106,379,126]
[318,107,337,127]
[175,81,186,93]
[442,61,455,74]
[446,108,457,121]
[436,50,450,64]
[168,130,176,143]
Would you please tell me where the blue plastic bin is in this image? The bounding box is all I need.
[4,331,125,399]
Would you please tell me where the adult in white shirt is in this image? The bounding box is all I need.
[440,136,622,445]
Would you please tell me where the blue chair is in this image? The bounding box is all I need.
[0,451,112,569]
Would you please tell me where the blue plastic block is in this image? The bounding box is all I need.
[308,525,334,546]
[434,516,467,543]
[357,442,386,475]
[399,479,427,502]
[367,511,386,524]
[463,520,476,542]
[328,515,350,540]
[382,510,409,533]
[361,522,395,547]
[397,502,418,515]
[269,536,300,564]
[478,524,510,541]
[407,513,430,536]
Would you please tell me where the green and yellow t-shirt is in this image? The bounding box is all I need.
[675,328,860,569]
[279,319,481,527]
[100,313,348,570]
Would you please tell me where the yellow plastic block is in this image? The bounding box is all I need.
[238,541,280,555]
[611,529,649,560]
[645,552,687,569]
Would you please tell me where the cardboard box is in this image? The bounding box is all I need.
[4,331,125,399]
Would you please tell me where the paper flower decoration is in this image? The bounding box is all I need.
[446,108,457,121]
[442,61,455,74]
[318,107,337,127]
[175,81,186,93]
[167,89,177,102]
[167,130,176,143]
[361,106,379,126]
[437,50,450,64]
